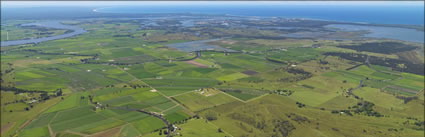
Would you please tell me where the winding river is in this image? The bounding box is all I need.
[1,21,87,47]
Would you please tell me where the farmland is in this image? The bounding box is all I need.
[1,11,424,137]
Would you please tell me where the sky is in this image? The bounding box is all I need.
[2,1,424,8]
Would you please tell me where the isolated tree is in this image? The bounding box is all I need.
[40,92,49,100]
[218,128,223,133]
[397,64,406,72]
[193,114,200,119]
[88,95,93,103]
[205,111,218,121]
[56,88,63,96]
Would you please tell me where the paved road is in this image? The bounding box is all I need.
[347,80,363,98]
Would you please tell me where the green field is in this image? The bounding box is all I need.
[173,91,238,112]
[132,117,166,134]
[1,16,424,137]
[143,77,219,96]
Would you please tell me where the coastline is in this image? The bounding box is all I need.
[91,5,424,25]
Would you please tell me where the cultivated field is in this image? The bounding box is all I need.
[1,16,423,137]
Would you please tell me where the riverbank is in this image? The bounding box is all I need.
[1,21,87,47]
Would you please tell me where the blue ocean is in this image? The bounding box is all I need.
[95,2,424,25]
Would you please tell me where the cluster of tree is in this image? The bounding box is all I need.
[24,105,34,111]
[414,121,425,130]
[0,64,15,87]
[177,52,200,61]
[129,84,149,89]
[157,129,168,136]
[266,57,288,64]
[105,85,115,88]
[171,117,192,125]
[1,86,48,95]
[2,68,14,74]
[402,117,425,130]
[331,110,353,116]
[255,119,267,130]
[228,112,257,127]
[301,84,314,89]
[79,54,99,64]
[220,88,242,94]
[93,103,109,110]
[22,49,94,57]
[88,95,94,103]
[345,64,364,71]
[205,111,218,121]
[37,31,55,36]
[2,96,37,105]
[113,34,135,38]
[396,96,418,104]
[286,113,310,124]
[287,67,312,76]
[295,102,306,108]
[337,42,417,54]
[272,89,294,96]
[56,88,63,96]
[351,101,382,117]
[324,52,424,75]
[318,59,328,65]
[277,68,313,83]
[331,128,340,132]
[1,88,65,112]
[271,120,296,137]
[387,128,399,132]
[318,66,331,70]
